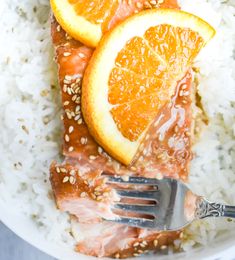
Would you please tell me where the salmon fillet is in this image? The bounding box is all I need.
[72,220,182,258]
[50,0,192,258]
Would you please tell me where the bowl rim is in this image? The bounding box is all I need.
[0,199,235,260]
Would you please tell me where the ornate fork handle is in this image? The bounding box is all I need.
[195,197,235,219]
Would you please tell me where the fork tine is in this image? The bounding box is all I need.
[109,216,155,229]
[107,176,160,186]
[113,203,156,216]
[116,189,160,201]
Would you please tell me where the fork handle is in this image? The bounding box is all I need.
[195,197,235,219]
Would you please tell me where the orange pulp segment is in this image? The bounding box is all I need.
[50,0,179,47]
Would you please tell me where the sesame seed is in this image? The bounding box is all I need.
[74,114,81,121]
[43,116,49,124]
[77,119,83,124]
[66,34,72,40]
[75,78,81,83]
[63,52,71,57]
[94,186,102,192]
[133,253,139,257]
[80,192,87,198]
[68,146,74,152]
[65,134,70,142]
[69,176,76,184]
[66,111,72,120]
[89,155,96,160]
[70,169,76,176]
[69,126,74,134]
[75,88,81,94]
[153,240,158,247]
[63,85,67,92]
[75,110,81,115]
[133,242,139,247]
[142,241,147,246]
[60,114,64,121]
[75,98,81,104]
[179,232,184,239]
[60,168,67,173]
[96,196,103,201]
[184,91,189,96]
[65,75,72,81]
[63,101,70,106]
[161,245,167,250]
[67,87,72,95]
[62,176,69,183]
[63,79,71,84]
[56,25,61,32]
[78,53,86,58]
[138,250,143,254]
[56,167,60,173]
[21,125,29,134]
[75,105,81,112]
[80,137,87,145]
[114,253,120,259]
[71,111,75,117]
[71,82,76,88]
[72,94,78,101]
[98,147,103,154]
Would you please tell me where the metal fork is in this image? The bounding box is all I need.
[107,176,235,230]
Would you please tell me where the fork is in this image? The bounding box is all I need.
[107,176,235,230]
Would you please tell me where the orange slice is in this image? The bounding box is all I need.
[82,9,215,165]
[50,0,179,47]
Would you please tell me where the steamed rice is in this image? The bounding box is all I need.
[0,0,234,257]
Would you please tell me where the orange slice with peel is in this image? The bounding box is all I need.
[82,9,215,165]
[50,0,180,47]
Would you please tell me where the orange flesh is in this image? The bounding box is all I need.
[68,0,118,24]
[67,0,179,33]
[109,25,203,141]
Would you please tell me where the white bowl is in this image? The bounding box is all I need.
[1,199,234,260]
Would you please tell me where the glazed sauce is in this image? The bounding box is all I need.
[50,0,193,257]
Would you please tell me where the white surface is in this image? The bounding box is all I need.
[0,222,55,260]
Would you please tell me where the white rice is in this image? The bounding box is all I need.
[0,0,234,257]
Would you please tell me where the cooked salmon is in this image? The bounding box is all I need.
[72,219,181,258]
[50,0,193,258]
